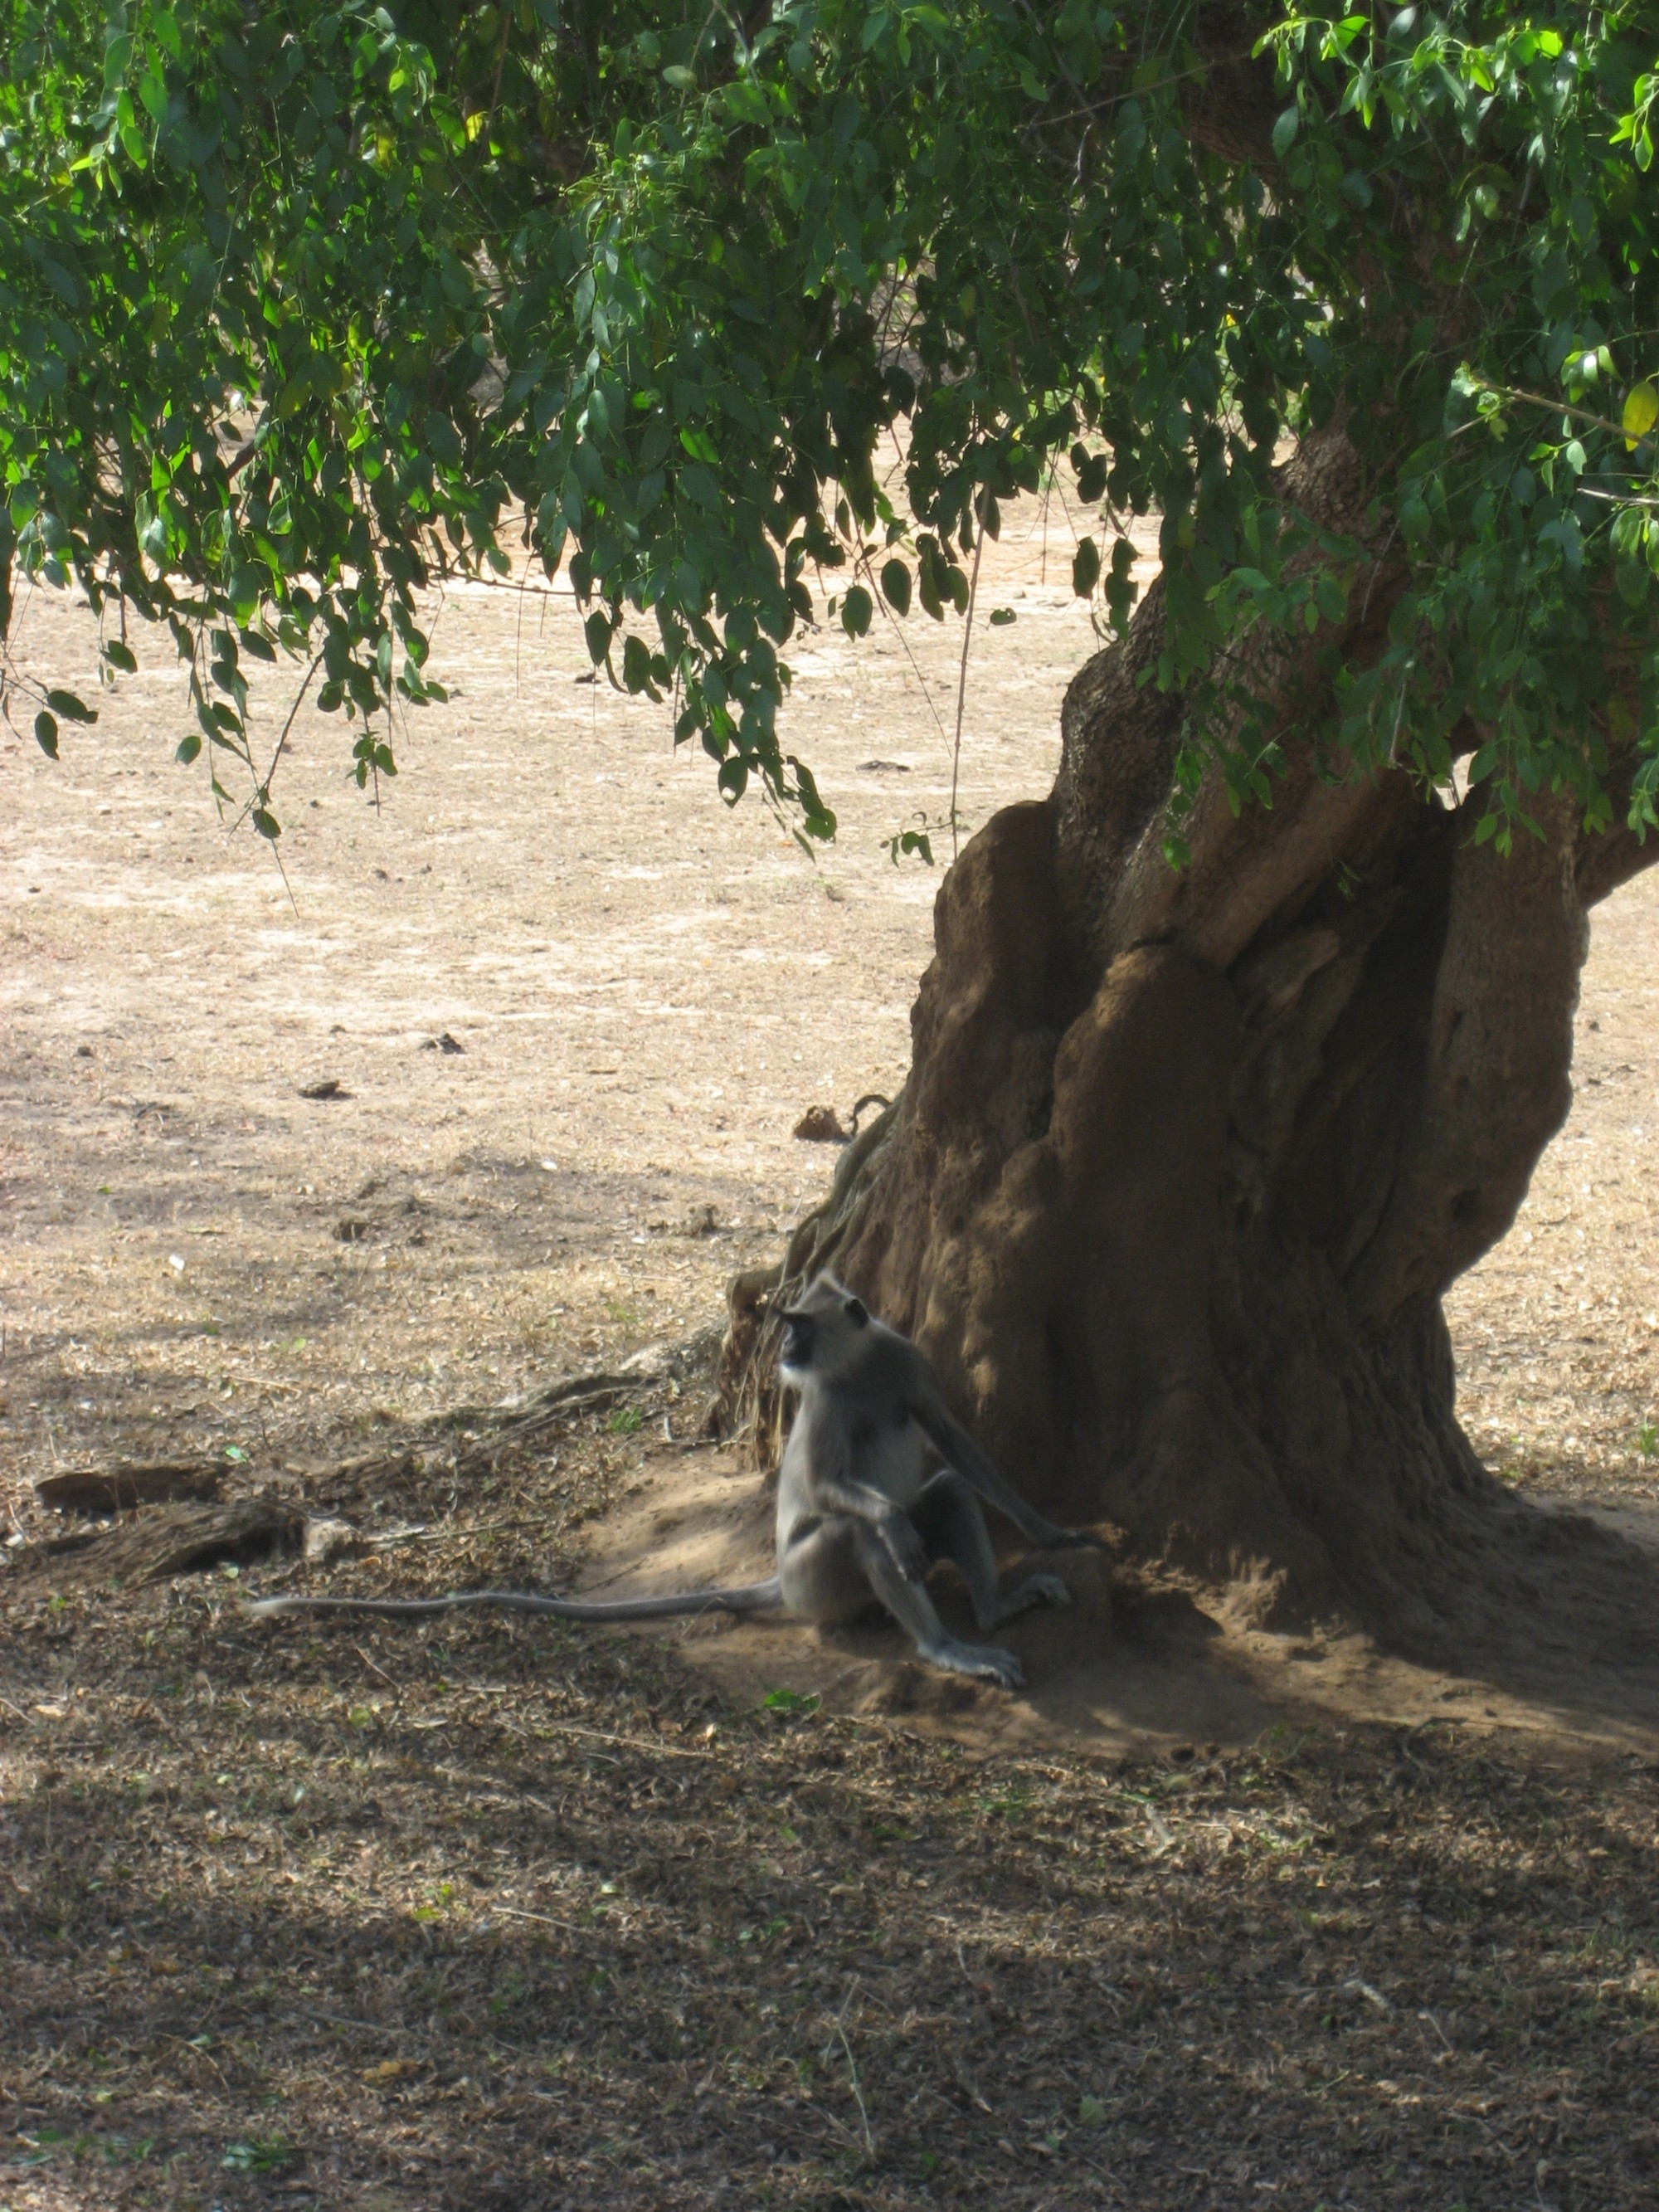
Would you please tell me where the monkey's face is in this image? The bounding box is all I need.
[778,1277,870,1381]
[778,1308,817,1376]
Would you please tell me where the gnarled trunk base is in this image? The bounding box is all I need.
[719,777,1608,1633]
[718,428,1656,1630]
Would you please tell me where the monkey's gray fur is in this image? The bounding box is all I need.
[770,1274,1078,1686]
[247,1275,1084,1688]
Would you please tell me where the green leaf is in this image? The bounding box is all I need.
[34,709,59,758]
[1624,381,1659,451]
[1615,561,1648,610]
[762,1687,821,1716]
[988,607,1017,626]
[137,61,168,125]
[1076,452,1109,503]
[841,583,873,637]
[103,640,138,674]
[0,0,1644,869]
[174,733,202,765]
[252,809,281,840]
[917,555,943,621]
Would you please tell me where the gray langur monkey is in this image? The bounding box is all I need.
[770,1274,1079,1686]
[247,1275,1085,1689]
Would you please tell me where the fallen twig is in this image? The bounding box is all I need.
[489,1903,586,1935]
[834,2018,877,2161]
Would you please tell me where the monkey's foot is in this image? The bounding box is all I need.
[923,1640,1025,1690]
[987,1571,1071,1629]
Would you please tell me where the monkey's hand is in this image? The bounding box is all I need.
[878,1508,931,1585]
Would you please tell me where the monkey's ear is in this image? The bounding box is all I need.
[844,1295,869,1328]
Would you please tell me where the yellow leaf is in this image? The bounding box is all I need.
[1623,379,1659,451]
[362,2059,414,2086]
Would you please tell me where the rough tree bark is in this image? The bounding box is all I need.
[717,428,1658,1626]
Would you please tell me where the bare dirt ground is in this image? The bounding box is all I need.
[2,504,1657,2209]
[0,499,1133,1485]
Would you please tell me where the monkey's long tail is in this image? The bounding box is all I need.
[244,1578,784,1623]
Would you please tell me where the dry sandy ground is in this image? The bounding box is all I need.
[2,500,1131,1491]
[2,509,1659,2211]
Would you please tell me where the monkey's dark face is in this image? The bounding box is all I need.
[778,1279,871,1381]
[778,1308,816,1375]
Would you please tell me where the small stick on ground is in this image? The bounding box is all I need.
[834,2018,877,2163]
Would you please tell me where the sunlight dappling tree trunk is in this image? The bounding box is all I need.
[718,428,1659,1625]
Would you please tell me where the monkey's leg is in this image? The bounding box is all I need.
[779,1516,876,1626]
[846,1519,1026,1689]
[909,1472,1072,1633]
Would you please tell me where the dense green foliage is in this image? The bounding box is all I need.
[2,2,1657,854]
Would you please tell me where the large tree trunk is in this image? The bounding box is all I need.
[718,430,1657,1626]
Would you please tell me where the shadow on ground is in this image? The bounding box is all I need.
[568,1444,1659,1761]
[2,1599,1656,2212]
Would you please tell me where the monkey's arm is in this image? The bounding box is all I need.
[244,1579,783,1623]
[910,1389,1087,1552]
[800,1426,932,1583]
[813,1473,932,1581]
